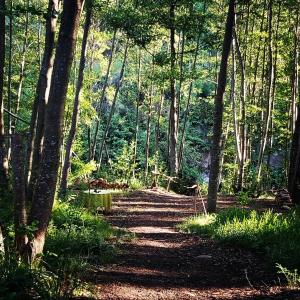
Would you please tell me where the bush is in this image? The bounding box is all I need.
[46,201,117,264]
[180,208,300,269]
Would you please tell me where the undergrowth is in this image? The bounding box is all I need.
[180,207,300,270]
[0,196,128,299]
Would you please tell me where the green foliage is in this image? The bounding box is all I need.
[277,264,300,288]
[180,208,300,269]
[110,141,137,183]
[0,256,61,300]
[237,191,250,205]
[69,159,97,183]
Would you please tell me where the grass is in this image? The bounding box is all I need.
[180,207,300,270]
[0,195,129,299]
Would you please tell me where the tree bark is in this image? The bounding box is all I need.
[207,0,235,213]
[27,0,59,200]
[26,0,84,261]
[0,0,8,190]
[288,105,300,204]
[11,134,27,253]
[60,4,92,194]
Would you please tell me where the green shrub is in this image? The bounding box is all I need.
[0,256,60,300]
[180,208,300,269]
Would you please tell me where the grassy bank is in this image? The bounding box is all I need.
[180,207,300,270]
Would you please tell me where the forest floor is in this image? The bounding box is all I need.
[84,189,300,300]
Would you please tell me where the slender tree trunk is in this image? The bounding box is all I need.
[177,31,185,130]
[145,85,153,179]
[60,5,92,194]
[27,0,59,200]
[169,2,179,176]
[207,0,235,213]
[11,134,27,253]
[25,0,84,261]
[13,0,29,130]
[154,90,164,168]
[257,0,274,181]
[233,22,247,191]
[6,0,13,161]
[290,3,299,134]
[0,0,8,189]
[178,36,200,171]
[97,40,129,168]
[133,48,142,177]
[91,29,117,160]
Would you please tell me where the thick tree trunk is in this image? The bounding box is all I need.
[169,3,179,176]
[288,106,300,204]
[11,134,27,253]
[60,5,92,194]
[0,0,8,189]
[207,0,235,213]
[25,0,84,261]
[27,0,59,200]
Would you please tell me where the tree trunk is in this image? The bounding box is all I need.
[257,0,274,182]
[178,35,200,171]
[288,105,300,204]
[207,0,235,213]
[233,22,247,191]
[0,0,8,190]
[154,91,164,172]
[60,5,92,194]
[97,40,129,168]
[11,134,27,254]
[6,0,13,161]
[13,0,29,130]
[91,29,117,160]
[25,0,84,261]
[27,0,59,200]
[133,48,142,177]
[169,2,179,176]
[145,85,153,179]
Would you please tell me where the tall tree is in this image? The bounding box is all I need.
[288,106,300,204]
[0,0,8,189]
[27,0,59,200]
[24,0,84,261]
[207,0,235,213]
[60,2,93,194]
[169,2,179,176]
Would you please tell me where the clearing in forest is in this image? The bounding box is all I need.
[84,190,299,300]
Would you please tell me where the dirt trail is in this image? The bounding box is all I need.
[89,190,298,300]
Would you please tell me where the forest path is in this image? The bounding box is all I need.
[91,190,294,300]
